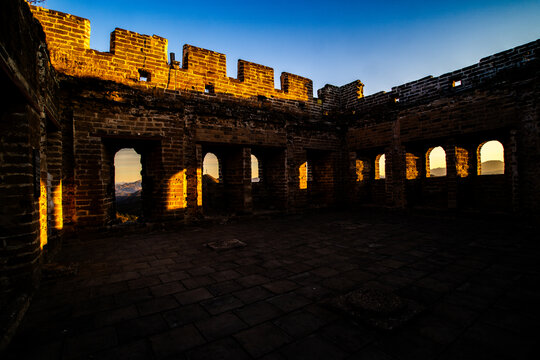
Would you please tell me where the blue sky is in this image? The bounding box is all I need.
[38,0,539,95]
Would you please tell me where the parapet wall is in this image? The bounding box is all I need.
[30,6,315,102]
[347,40,539,114]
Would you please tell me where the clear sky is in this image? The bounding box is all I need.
[39,0,539,95]
[115,148,141,183]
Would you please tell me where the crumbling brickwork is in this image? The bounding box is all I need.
[0,0,60,349]
[346,40,539,212]
[30,6,315,103]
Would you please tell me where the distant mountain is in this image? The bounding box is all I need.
[116,189,141,216]
[481,160,504,175]
[430,167,447,177]
[429,160,503,177]
[115,180,141,197]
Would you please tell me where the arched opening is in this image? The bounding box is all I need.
[375,154,385,180]
[203,152,220,182]
[251,154,260,182]
[478,140,504,175]
[202,152,224,214]
[114,148,142,222]
[427,146,446,177]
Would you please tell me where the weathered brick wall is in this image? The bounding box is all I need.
[58,75,342,227]
[0,0,60,349]
[30,6,315,103]
[346,40,539,213]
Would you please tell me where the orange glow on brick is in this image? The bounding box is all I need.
[299,162,307,189]
[355,160,364,181]
[167,170,187,210]
[197,168,202,206]
[39,180,47,249]
[53,181,63,230]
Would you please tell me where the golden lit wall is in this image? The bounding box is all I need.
[197,168,203,207]
[406,153,419,180]
[455,147,469,177]
[39,180,47,249]
[30,6,317,102]
[167,170,187,210]
[299,162,307,189]
[355,160,364,181]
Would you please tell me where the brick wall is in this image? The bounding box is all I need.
[0,0,60,350]
[30,6,315,103]
[347,41,539,212]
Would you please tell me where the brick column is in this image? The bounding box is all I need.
[445,143,457,209]
[264,149,288,210]
[222,147,252,214]
[184,141,202,220]
[0,103,42,319]
[508,131,519,212]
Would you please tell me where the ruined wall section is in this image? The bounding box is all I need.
[0,0,60,350]
[317,80,364,113]
[345,40,539,213]
[30,6,316,105]
[59,75,343,227]
[348,40,539,117]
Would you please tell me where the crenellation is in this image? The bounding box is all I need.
[30,5,318,103]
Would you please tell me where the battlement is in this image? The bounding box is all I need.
[30,5,314,102]
[348,39,539,113]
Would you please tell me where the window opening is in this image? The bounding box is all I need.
[203,153,219,182]
[115,148,142,222]
[478,140,504,175]
[251,154,260,182]
[138,69,151,82]
[427,146,446,177]
[375,154,385,179]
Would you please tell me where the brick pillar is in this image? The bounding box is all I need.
[389,117,405,207]
[349,151,358,204]
[242,147,253,213]
[445,143,457,209]
[46,128,63,251]
[391,146,407,208]
[0,103,42,319]
[184,141,202,220]
[508,131,519,212]
[384,147,394,206]
[264,149,288,210]
[222,147,252,213]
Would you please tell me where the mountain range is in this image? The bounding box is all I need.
[115,180,141,197]
[430,160,503,177]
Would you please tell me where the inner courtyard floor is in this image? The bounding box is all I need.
[5,208,539,359]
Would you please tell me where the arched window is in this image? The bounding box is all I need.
[478,140,504,175]
[114,148,142,221]
[203,153,219,182]
[251,154,260,182]
[427,146,446,177]
[375,154,385,180]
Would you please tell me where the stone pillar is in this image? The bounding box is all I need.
[445,143,457,209]
[508,130,519,212]
[222,147,252,214]
[0,103,42,324]
[184,141,202,220]
[264,148,288,210]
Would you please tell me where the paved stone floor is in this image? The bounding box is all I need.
[5,209,539,359]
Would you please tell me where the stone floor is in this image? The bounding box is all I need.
[5,209,539,359]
